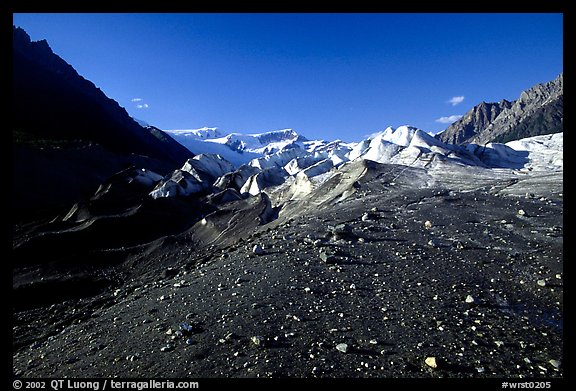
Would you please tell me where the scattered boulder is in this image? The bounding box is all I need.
[251,336,266,347]
[537,279,547,287]
[179,322,201,335]
[313,239,324,247]
[465,295,476,304]
[425,356,438,369]
[319,249,337,264]
[252,245,264,255]
[549,359,561,369]
[329,223,355,240]
[336,343,349,353]
[126,354,140,361]
[361,212,378,222]
[452,241,465,250]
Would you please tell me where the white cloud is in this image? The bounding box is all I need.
[131,98,143,102]
[435,115,463,124]
[448,96,465,106]
[136,103,150,109]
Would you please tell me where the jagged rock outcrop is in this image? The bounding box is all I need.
[473,73,563,144]
[437,100,513,145]
[436,73,563,145]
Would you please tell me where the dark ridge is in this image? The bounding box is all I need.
[12,26,194,221]
[13,26,192,164]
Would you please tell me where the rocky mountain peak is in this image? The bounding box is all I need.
[436,73,562,145]
[13,26,78,81]
[471,73,563,144]
[13,26,31,46]
[436,100,512,145]
[517,73,562,106]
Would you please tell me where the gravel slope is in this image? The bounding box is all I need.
[13,162,563,378]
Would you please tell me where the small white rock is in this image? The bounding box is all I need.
[517,209,526,216]
[425,357,438,369]
[537,279,546,287]
[336,343,349,353]
[251,336,265,346]
[549,359,561,369]
[252,245,264,255]
[424,220,433,229]
[465,295,475,304]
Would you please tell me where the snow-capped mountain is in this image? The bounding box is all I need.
[164,128,309,167]
[148,128,353,199]
[167,127,224,140]
[148,123,562,202]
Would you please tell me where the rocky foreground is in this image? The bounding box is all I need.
[13,161,563,378]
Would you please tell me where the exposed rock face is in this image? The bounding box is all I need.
[437,100,513,145]
[436,73,563,145]
[472,74,563,145]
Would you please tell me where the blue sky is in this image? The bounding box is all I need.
[13,13,563,142]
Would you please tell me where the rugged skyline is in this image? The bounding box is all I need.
[437,74,563,145]
[12,13,562,141]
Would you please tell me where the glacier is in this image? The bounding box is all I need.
[148,126,562,205]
